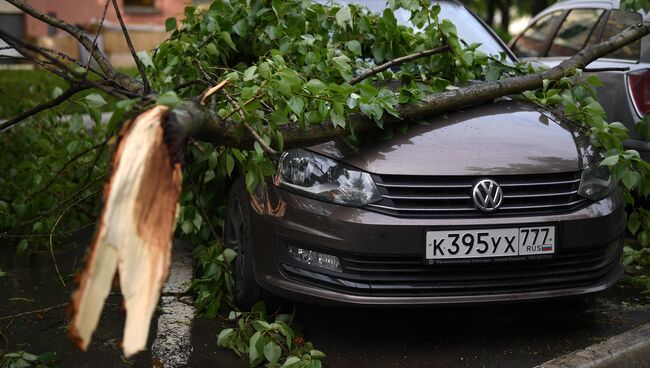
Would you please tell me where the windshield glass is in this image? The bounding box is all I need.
[317,0,509,58]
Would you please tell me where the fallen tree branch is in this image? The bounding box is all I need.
[349,44,451,85]
[111,0,151,94]
[222,90,279,155]
[85,0,111,75]
[188,21,650,149]
[5,0,115,80]
[0,86,89,131]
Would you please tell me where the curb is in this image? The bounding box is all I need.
[536,322,650,368]
[151,240,195,368]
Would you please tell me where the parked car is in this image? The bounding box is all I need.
[225,0,626,308]
[509,0,650,160]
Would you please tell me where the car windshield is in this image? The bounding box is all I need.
[317,0,509,58]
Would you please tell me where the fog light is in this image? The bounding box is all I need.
[288,246,341,272]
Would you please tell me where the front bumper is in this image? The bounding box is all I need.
[249,186,627,306]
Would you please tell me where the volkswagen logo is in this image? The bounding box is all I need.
[472,179,503,212]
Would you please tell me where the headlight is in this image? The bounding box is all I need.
[578,163,617,201]
[276,149,382,206]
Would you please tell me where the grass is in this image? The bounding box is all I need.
[0,68,137,119]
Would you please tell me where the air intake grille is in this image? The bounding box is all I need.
[366,171,588,217]
[280,241,622,297]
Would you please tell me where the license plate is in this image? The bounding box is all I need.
[425,226,555,260]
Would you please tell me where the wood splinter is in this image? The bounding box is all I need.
[68,106,183,357]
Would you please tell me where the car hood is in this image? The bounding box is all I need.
[309,100,595,176]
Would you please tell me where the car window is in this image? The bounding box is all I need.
[601,10,642,60]
[511,11,563,58]
[314,0,510,58]
[548,9,604,57]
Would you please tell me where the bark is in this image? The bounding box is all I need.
[68,106,182,357]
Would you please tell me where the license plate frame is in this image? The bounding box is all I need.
[424,225,556,262]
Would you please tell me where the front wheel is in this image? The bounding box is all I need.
[225,177,265,310]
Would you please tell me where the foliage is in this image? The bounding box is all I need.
[217,302,324,368]
[0,351,59,368]
[0,69,120,119]
[192,243,237,317]
[149,0,511,194]
[0,94,112,251]
[522,71,650,264]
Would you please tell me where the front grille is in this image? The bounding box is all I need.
[366,171,589,217]
[280,240,622,297]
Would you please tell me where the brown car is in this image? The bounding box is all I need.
[225,0,626,308]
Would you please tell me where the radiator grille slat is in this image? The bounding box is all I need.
[367,171,588,217]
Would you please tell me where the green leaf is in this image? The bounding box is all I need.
[85,106,102,126]
[282,356,301,368]
[288,96,305,115]
[37,352,59,363]
[223,248,237,262]
[245,171,258,192]
[305,79,327,95]
[243,66,258,82]
[206,43,219,56]
[345,40,362,55]
[330,110,345,129]
[622,170,641,190]
[157,91,181,108]
[220,31,237,51]
[600,155,619,166]
[587,75,604,87]
[336,6,352,28]
[226,154,235,176]
[217,328,234,346]
[628,212,641,235]
[16,239,28,254]
[69,113,83,133]
[85,93,107,108]
[249,331,263,365]
[310,350,326,359]
[137,50,154,69]
[181,221,193,234]
[264,341,282,363]
[165,17,177,32]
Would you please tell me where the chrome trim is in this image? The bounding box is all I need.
[503,190,578,199]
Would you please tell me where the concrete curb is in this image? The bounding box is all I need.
[536,322,650,368]
[151,240,195,368]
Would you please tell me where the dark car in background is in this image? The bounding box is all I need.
[509,0,650,159]
[225,0,626,308]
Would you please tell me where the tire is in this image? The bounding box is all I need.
[225,177,266,310]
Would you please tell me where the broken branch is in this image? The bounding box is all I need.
[111,0,152,94]
[0,86,89,131]
[349,44,451,85]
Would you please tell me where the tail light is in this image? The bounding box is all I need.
[627,69,650,116]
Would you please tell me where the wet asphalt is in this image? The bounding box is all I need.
[1,244,650,368]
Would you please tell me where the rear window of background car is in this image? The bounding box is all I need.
[511,10,563,57]
[601,10,642,60]
[548,9,605,57]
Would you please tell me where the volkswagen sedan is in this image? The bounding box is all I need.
[225,0,626,308]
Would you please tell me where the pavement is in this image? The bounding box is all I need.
[1,241,650,368]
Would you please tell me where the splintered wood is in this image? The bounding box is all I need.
[68,106,182,357]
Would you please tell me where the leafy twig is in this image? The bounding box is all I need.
[349,44,450,85]
[0,303,68,322]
